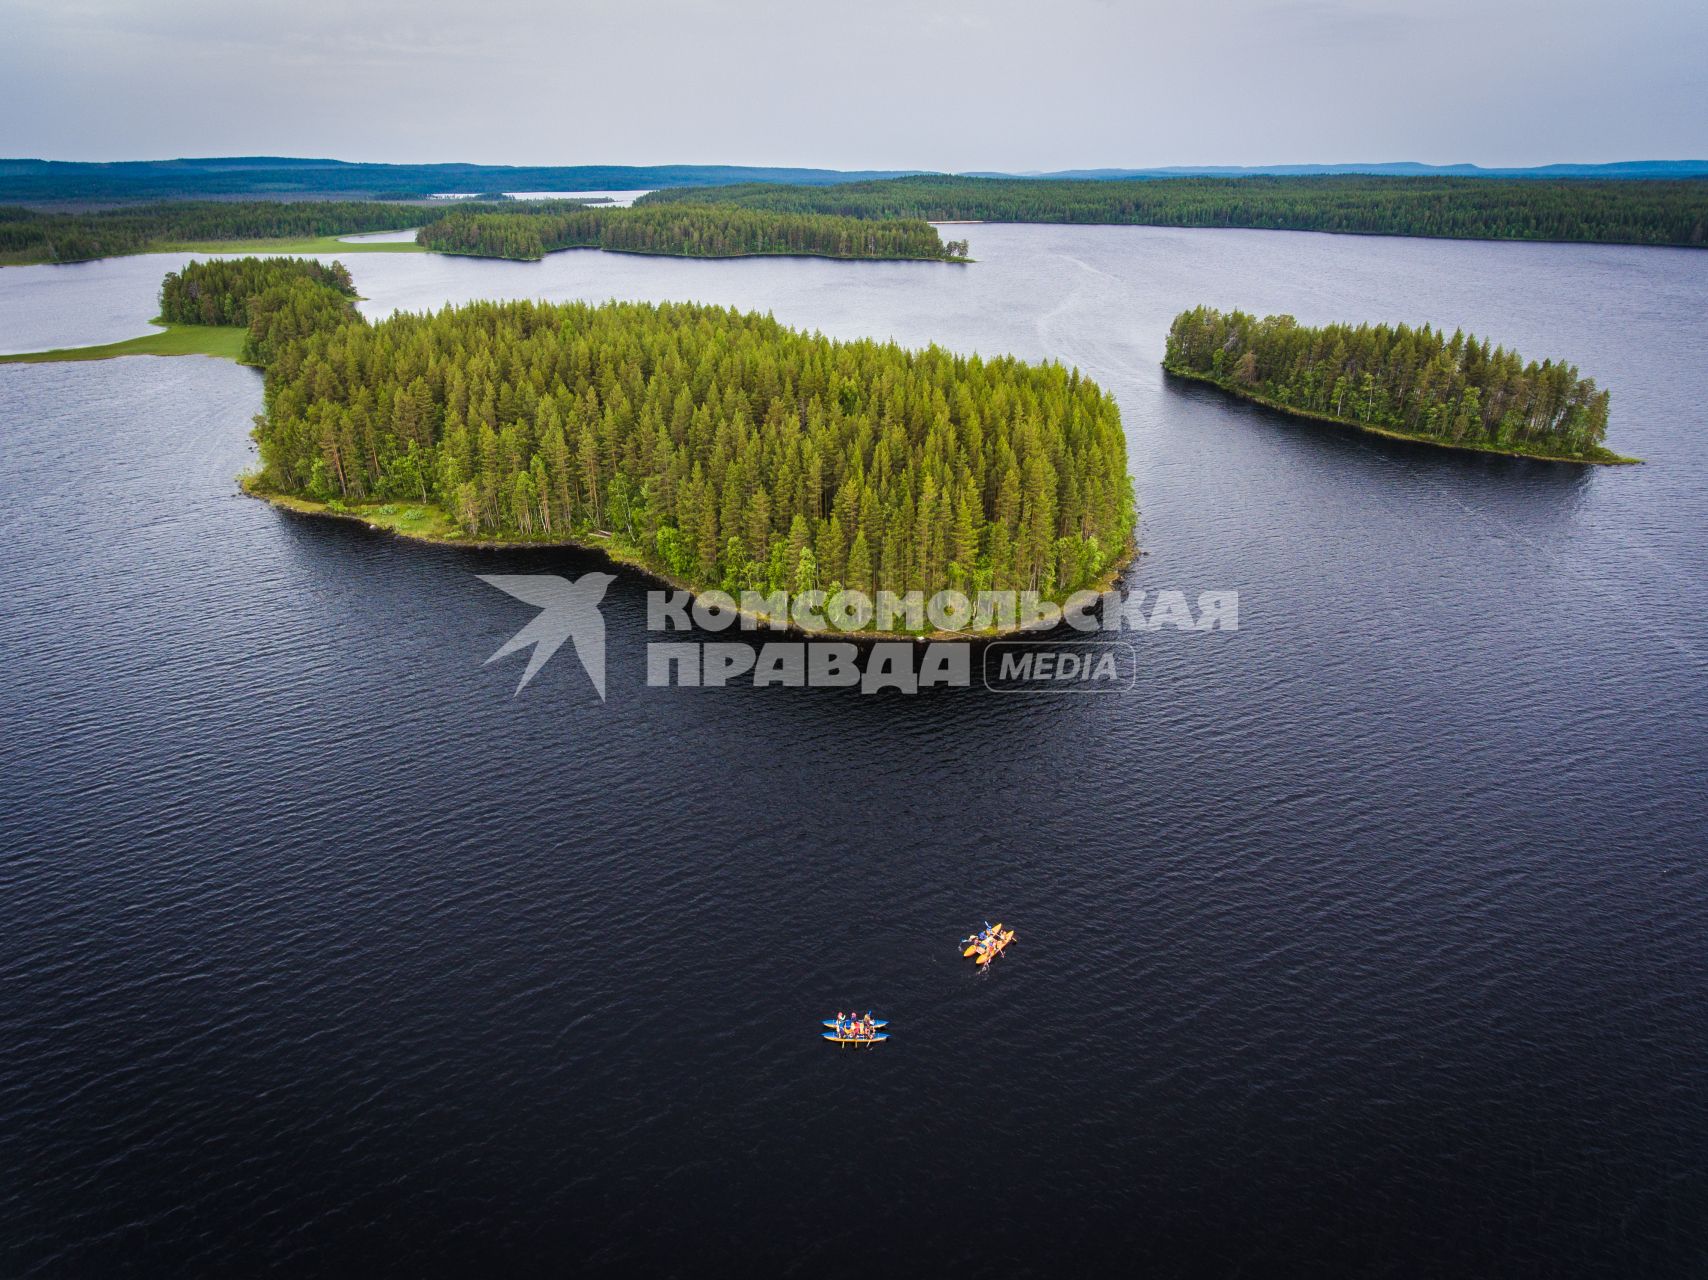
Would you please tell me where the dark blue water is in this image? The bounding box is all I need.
[2,227,1705,1276]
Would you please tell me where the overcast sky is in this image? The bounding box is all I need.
[3,0,1703,170]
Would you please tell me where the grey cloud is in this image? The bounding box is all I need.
[1,0,1702,167]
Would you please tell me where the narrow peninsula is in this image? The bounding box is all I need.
[414,203,969,263]
[0,256,357,365]
[1162,306,1636,464]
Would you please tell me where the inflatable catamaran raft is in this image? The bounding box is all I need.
[963,922,1017,967]
[822,1014,888,1046]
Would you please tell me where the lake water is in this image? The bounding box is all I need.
[337,228,421,244]
[1,226,1705,1276]
[427,190,654,207]
[503,189,653,207]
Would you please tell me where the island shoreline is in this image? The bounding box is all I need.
[426,244,971,265]
[1163,364,1642,465]
[240,478,1138,644]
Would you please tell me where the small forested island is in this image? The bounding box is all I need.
[161,256,356,326]
[415,203,966,262]
[160,256,362,363]
[639,175,1708,248]
[1162,306,1634,463]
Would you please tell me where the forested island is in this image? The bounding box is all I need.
[1163,306,1632,463]
[638,175,1708,248]
[415,203,964,262]
[246,296,1131,609]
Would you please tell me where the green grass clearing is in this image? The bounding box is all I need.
[0,322,248,364]
[157,234,426,256]
[241,484,466,540]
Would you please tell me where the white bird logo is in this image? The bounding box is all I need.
[477,572,616,698]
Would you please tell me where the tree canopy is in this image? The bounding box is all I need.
[158,255,363,365]
[250,297,1133,607]
[160,257,355,326]
[1164,306,1623,461]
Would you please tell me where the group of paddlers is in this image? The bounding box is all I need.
[961,921,1014,965]
[832,1011,878,1039]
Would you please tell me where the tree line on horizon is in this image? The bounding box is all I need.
[244,296,1133,603]
[1163,306,1615,459]
[8,172,1701,268]
[0,160,908,203]
[638,175,1708,248]
[415,203,965,262]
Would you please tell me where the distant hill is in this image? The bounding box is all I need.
[0,158,929,203]
[3,157,1703,204]
[979,161,1708,180]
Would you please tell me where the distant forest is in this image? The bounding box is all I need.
[0,201,469,265]
[1163,306,1622,462]
[7,174,1704,265]
[416,204,963,262]
[639,175,1708,248]
[0,159,919,203]
[5,157,1703,203]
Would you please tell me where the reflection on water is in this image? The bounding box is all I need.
[337,228,420,244]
